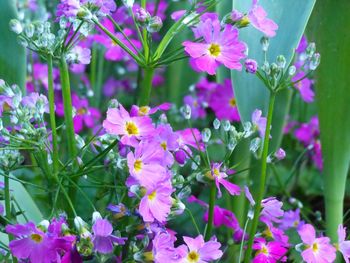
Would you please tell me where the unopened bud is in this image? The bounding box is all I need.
[245,59,258,74]
[288,65,296,76]
[306,42,316,58]
[135,7,150,23]
[213,118,220,129]
[147,16,163,33]
[9,19,22,34]
[309,53,320,70]
[276,55,286,69]
[260,37,269,52]
[201,128,211,143]
[181,104,191,120]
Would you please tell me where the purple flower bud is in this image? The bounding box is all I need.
[275,148,286,160]
[231,9,244,22]
[245,59,258,74]
[135,7,150,23]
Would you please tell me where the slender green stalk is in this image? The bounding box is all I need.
[141,0,149,61]
[4,172,12,221]
[138,67,155,106]
[47,55,59,174]
[204,182,216,241]
[59,56,77,160]
[244,91,276,262]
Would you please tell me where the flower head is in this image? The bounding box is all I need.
[297,224,336,263]
[248,0,278,37]
[210,163,240,198]
[183,17,246,75]
[182,235,223,263]
[337,225,350,263]
[252,238,287,263]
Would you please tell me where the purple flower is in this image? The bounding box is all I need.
[294,116,319,146]
[56,0,81,19]
[210,163,241,198]
[337,225,350,263]
[275,148,286,160]
[183,17,246,75]
[208,79,240,122]
[261,197,284,224]
[6,222,73,263]
[279,209,304,230]
[296,35,308,54]
[245,59,258,73]
[244,186,256,206]
[21,92,49,114]
[182,235,223,263]
[86,0,117,16]
[67,46,91,65]
[298,224,336,263]
[248,0,278,37]
[183,95,206,120]
[152,231,186,263]
[293,72,314,103]
[252,109,267,138]
[92,218,125,254]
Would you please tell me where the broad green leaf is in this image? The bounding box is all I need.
[308,0,350,241]
[231,0,316,151]
[0,1,26,90]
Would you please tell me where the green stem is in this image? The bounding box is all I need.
[138,67,155,106]
[47,55,59,174]
[244,91,276,262]
[4,172,12,222]
[141,0,149,61]
[59,56,77,160]
[204,182,216,241]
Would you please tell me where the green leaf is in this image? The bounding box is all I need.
[231,0,316,151]
[0,1,26,90]
[308,0,350,241]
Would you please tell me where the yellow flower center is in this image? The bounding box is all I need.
[148,191,157,201]
[125,121,139,135]
[239,16,250,27]
[312,242,319,252]
[208,43,221,57]
[134,159,142,172]
[293,220,299,227]
[259,245,269,255]
[263,228,273,238]
[213,168,220,177]
[161,141,167,150]
[77,107,87,115]
[30,233,43,243]
[187,251,200,262]
[229,98,236,107]
[139,106,150,116]
[143,251,154,261]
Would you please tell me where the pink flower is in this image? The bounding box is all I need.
[103,104,154,146]
[130,103,171,117]
[139,183,173,223]
[152,232,186,263]
[337,225,350,263]
[210,163,240,198]
[183,17,246,75]
[127,141,166,187]
[298,224,336,263]
[248,0,278,38]
[182,235,223,263]
[252,238,287,263]
[252,109,267,138]
[208,79,240,122]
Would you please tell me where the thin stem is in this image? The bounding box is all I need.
[138,67,155,106]
[59,57,77,159]
[47,55,59,174]
[243,91,276,262]
[204,182,216,241]
[93,18,142,65]
[141,0,149,61]
[4,172,12,221]
[186,208,201,235]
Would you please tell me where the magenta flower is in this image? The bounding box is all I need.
[103,104,154,146]
[175,128,204,165]
[139,182,173,223]
[33,63,60,90]
[210,163,240,198]
[294,116,319,145]
[6,222,63,263]
[298,224,336,263]
[293,72,314,103]
[56,0,81,18]
[209,79,240,122]
[338,225,350,263]
[183,17,246,75]
[245,59,258,73]
[252,238,287,263]
[92,218,125,254]
[182,235,223,263]
[248,0,278,38]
